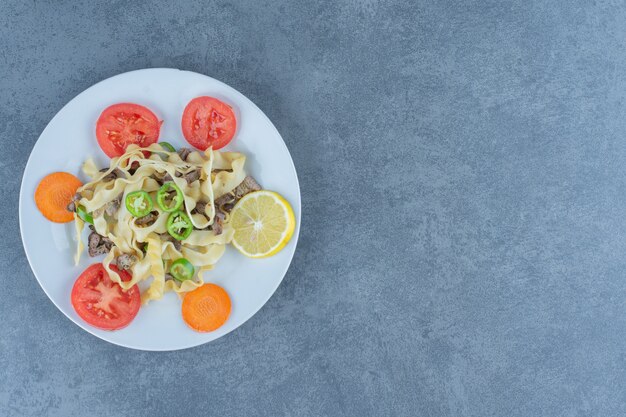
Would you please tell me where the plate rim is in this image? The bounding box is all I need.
[18,67,301,351]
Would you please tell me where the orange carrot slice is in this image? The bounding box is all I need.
[182,284,231,332]
[34,172,82,223]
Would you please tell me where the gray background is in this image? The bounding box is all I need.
[2,0,626,416]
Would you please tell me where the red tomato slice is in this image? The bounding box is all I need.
[96,103,161,157]
[181,96,237,150]
[71,264,140,331]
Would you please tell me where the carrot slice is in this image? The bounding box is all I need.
[182,284,231,332]
[34,172,82,223]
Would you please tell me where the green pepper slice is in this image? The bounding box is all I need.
[157,182,184,213]
[125,191,153,217]
[170,258,194,282]
[166,210,193,240]
[76,205,93,224]
[159,141,176,152]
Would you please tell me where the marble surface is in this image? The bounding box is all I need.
[2,1,626,416]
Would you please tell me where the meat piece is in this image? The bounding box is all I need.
[87,232,113,257]
[66,193,81,212]
[102,236,114,250]
[88,232,101,251]
[159,233,182,250]
[177,147,192,161]
[184,169,201,184]
[104,195,122,216]
[116,253,137,270]
[212,211,225,236]
[193,201,208,215]
[100,168,123,182]
[214,176,261,214]
[158,172,174,185]
[233,176,261,199]
[214,194,234,211]
[135,212,158,226]
[88,246,108,257]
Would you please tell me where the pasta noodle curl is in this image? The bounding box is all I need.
[75,143,248,303]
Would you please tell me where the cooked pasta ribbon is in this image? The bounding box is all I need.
[76,143,247,302]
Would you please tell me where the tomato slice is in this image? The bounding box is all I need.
[71,264,140,330]
[96,103,161,157]
[181,96,237,150]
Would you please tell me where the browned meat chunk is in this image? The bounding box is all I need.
[221,202,234,213]
[233,176,261,199]
[177,147,192,161]
[212,211,225,235]
[160,172,174,184]
[87,231,114,257]
[100,168,123,182]
[66,193,82,212]
[184,169,201,184]
[104,194,122,217]
[213,194,233,210]
[116,253,137,270]
[160,233,182,251]
[135,211,158,226]
[193,201,208,215]
[87,232,101,251]
[214,176,261,213]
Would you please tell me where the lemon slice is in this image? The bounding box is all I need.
[229,191,296,258]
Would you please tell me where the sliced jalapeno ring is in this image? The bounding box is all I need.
[170,258,194,282]
[157,182,184,213]
[166,210,193,241]
[159,141,176,152]
[125,190,153,217]
[76,205,93,225]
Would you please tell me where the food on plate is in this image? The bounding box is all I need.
[76,205,94,224]
[125,190,153,217]
[170,258,194,282]
[181,96,236,150]
[35,100,295,333]
[69,142,257,306]
[158,141,176,152]
[96,103,161,157]
[71,263,140,330]
[156,181,184,212]
[230,190,295,258]
[35,172,83,223]
[166,210,194,240]
[182,283,231,332]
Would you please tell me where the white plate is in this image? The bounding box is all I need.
[19,68,300,351]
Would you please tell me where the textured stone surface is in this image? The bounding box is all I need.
[3,1,626,416]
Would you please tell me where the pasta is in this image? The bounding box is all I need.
[74,143,248,304]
